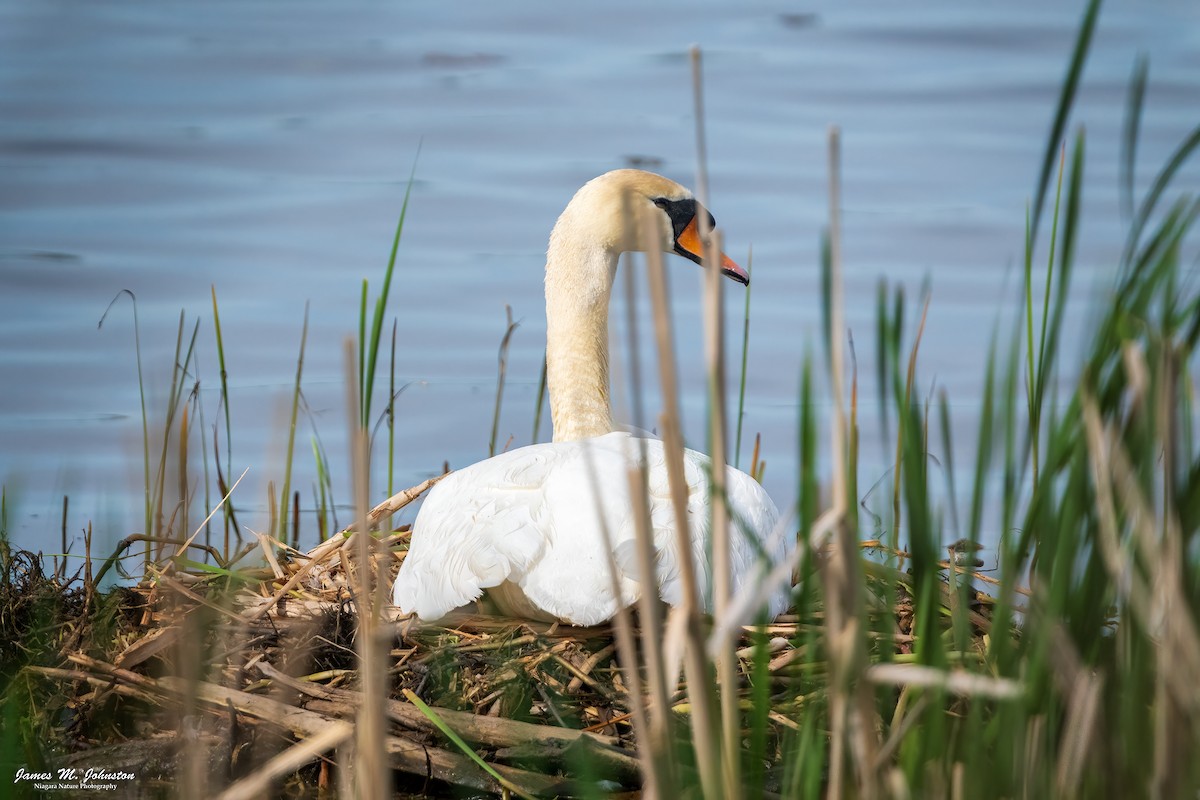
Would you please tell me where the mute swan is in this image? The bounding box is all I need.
[392,169,792,626]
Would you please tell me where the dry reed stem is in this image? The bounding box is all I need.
[704,222,741,799]
[1085,397,1200,709]
[170,466,249,561]
[256,532,286,579]
[344,338,388,799]
[566,642,617,693]
[822,125,881,800]
[624,464,675,794]
[601,242,670,796]
[690,48,731,668]
[583,228,672,793]
[1083,387,1200,798]
[215,719,354,800]
[645,207,722,799]
[864,663,1022,699]
[607,230,673,793]
[365,474,447,528]
[873,692,930,772]
[1053,670,1102,796]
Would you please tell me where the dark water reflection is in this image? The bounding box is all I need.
[1,0,1197,560]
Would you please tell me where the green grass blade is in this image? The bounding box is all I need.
[98,290,152,561]
[358,279,368,423]
[402,689,537,800]
[1029,0,1101,246]
[531,349,548,445]
[1121,122,1200,271]
[1119,55,1148,221]
[489,306,519,457]
[875,280,891,451]
[1034,130,1085,424]
[363,154,420,428]
[734,250,753,469]
[1035,144,1069,393]
[819,231,832,374]
[387,319,397,500]
[311,436,329,541]
[210,285,237,553]
[798,354,818,535]
[278,302,309,541]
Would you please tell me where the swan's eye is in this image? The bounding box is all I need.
[652,198,669,210]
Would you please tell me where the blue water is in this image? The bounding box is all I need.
[1,0,1197,563]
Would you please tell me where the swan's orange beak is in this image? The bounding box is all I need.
[674,216,749,286]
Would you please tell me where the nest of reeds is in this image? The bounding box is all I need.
[5,478,1002,798]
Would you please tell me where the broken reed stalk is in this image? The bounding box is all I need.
[644,205,721,800]
[170,467,249,562]
[572,235,670,790]
[343,338,388,799]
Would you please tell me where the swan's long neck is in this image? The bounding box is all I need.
[544,212,619,442]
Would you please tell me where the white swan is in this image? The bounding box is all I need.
[392,169,792,626]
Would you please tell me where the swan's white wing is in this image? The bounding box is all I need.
[391,443,557,621]
[393,432,792,625]
[394,434,644,625]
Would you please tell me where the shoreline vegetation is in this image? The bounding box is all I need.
[3,0,1199,796]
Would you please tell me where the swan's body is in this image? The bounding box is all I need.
[393,169,792,625]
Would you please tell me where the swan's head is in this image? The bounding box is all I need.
[555,169,750,286]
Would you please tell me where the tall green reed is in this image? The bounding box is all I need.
[360,160,417,433]
[98,291,151,564]
[276,303,309,542]
[210,287,242,556]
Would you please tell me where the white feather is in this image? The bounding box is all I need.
[393,432,789,626]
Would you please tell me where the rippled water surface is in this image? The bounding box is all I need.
[2,1,1198,557]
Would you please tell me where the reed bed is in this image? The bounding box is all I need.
[3,0,1200,796]
[0,498,1000,798]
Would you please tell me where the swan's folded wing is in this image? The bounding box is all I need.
[392,445,556,620]
[392,431,793,625]
[394,433,654,626]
